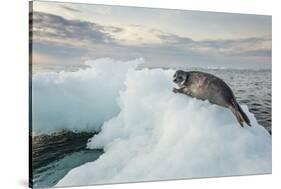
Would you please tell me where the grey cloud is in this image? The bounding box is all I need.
[31,12,271,70]
[200,37,271,58]
[230,49,272,57]
[200,37,271,49]
[60,5,81,12]
[157,32,271,58]
[106,26,123,33]
[34,42,90,58]
[32,12,120,45]
[158,34,194,45]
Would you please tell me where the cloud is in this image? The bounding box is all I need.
[60,5,81,12]
[31,11,271,70]
[157,32,271,59]
[199,36,271,50]
[238,49,272,57]
[158,33,194,45]
[105,26,124,33]
[32,12,119,47]
[32,11,271,59]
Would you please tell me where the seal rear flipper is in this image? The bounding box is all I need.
[237,103,251,127]
[229,106,244,127]
[229,100,251,127]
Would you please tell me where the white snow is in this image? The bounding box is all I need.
[55,60,271,187]
[32,58,141,134]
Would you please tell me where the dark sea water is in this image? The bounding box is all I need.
[31,132,103,188]
[30,69,271,188]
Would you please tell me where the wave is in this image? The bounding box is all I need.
[55,59,271,186]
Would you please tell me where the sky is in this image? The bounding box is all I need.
[31,1,272,71]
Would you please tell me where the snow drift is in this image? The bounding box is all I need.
[55,59,271,186]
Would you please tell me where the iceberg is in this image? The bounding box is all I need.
[55,59,271,187]
[32,58,141,134]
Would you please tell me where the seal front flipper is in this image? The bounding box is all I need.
[173,87,180,93]
[173,87,185,94]
[173,87,194,98]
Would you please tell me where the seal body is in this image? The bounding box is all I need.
[173,70,251,127]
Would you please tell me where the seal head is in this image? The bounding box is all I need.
[173,70,188,87]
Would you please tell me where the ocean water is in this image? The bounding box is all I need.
[31,68,271,187]
[204,69,272,133]
[31,132,103,187]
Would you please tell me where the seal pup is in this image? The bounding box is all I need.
[172,70,251,127]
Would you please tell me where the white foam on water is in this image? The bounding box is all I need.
[56,61,271,187]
